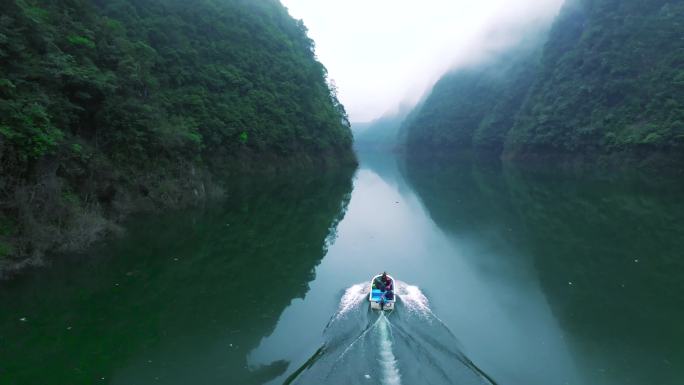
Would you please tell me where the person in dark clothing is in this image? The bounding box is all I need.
[374,272,394,302]
[384,274,394,300]
[373,272,390,290]
[373,275,384,291]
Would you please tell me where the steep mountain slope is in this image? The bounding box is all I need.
[506,0,684,157]
[0,0,354,267]
[405,47,541,154]
[404,0,684,163]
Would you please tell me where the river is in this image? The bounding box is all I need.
[1,151,683,385]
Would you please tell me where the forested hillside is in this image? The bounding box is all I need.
[405,0,684,162]
[0,0,354,270]
[405,47,541,154]
[506,0,684,157]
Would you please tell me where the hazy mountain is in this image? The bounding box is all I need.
[404,0,684,164]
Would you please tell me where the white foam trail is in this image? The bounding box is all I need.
[335,283,367,319]
[396,283,457,337]
[377,313,401,385]
[396,282,431,318]
[336,281,433,321]
[335,314,383,363]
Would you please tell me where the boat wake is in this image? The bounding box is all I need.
[285,282,496,385]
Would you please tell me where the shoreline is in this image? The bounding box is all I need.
[0,150,357,280]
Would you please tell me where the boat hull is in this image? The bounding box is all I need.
[369,274,396,311]
[370,300,395,311]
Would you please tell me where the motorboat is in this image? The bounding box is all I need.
[369,273,396,310]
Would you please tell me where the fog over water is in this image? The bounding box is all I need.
[281,0,565,121]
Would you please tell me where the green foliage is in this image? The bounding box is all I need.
[405,0,684,159]
[405,46,542,153]
[507,0,684,155]
[19,3,49,23]
[0,101,64,160]
[0,216,16,237]
[0,242,13,258]
[0,0,354,263]
[61,190,79,205]
[66,35,95,49]
[152,116,203,157]
[0,215,15,257]
[0,0,352,177]
[239,131,248,144]
[0,125,12,139]
[70,143,83,155]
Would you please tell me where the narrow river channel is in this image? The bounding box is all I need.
[1,151,682,385]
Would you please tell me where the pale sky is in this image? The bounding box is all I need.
[281,0,565,122]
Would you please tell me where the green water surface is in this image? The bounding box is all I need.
[0,153,682,385]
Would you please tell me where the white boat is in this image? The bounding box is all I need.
[369,274,396,311]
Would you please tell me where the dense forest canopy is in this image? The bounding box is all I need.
[0,0,352,169]
[507,0,684,156]
[404,0,684,161]
[0,0,354,266]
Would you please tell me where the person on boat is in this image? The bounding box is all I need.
[374,272,393,292]
[384,275,394,301]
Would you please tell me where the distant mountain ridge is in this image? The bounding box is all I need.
[352,105,412,150]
